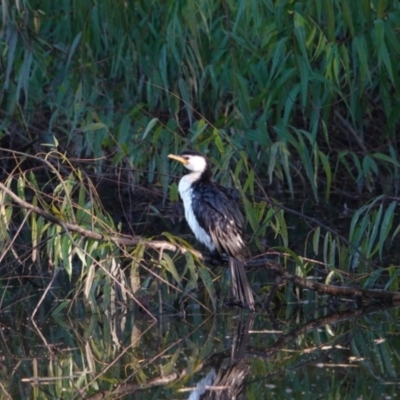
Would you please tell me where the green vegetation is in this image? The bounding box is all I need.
[1,0,400,312]
[1,0,400,397]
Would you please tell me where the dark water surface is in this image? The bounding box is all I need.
[1,298,399,399]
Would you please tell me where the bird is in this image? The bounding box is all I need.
[168,150,255,311]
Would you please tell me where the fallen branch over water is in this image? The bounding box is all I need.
[261,260,400,303]
[1,181,399,304]
[0,181,201,254]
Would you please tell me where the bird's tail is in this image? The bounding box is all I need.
[229,257,255,311]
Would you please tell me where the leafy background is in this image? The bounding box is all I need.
[1,0,400,397]
[1,0,400,314]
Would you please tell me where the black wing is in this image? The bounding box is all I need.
[191,182,248,260]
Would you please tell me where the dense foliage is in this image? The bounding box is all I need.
[2,0,400,398]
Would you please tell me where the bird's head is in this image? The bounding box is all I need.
[168,151,210,173]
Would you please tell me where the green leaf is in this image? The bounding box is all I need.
[182,252,198,296]
[179,78,193,125]
[79,123,106,132]
[268,142,280,182]
[275,208,288,247]
[385,266,400,291]
[363,155,378,176]
[282,85,300,126]
[4,26,18,90]
[324,0,335,41]
[313,227,321,255]
[51,299,71,316]
[341,0,355,36]
[243,197,259,233]
[17,175,26,201]
[323,232,332,267]
[373,152,400,168]
[377,0,388,19]
[243,169,255,196]
[294,12,310,61]
[366,205,383,258]
[391,223,400,242]
[16,49,33,105]
[353,35,371,82]
[375,20,394,84]
[169,182,179,203]
[277,246,306,274]
[61,235,72,278]
[319,151,332,201]
[362,269,383,289]
[378,201,396,259]
[161,253,182,285]
[65,32,82,73]
[298,56,309,107]
[213,128,225,154]
[245,129,270,146]
[191,120,208,141]
[197,264,216,310]
[141,118,158,140]
[117,115,131,145]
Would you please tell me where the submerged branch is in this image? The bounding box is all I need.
[248,302,399,360]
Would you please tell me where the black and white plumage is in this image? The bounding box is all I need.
[168,151,255,311]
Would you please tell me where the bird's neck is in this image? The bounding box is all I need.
[199,168,212,182]
[178,169,212,194]
[184,168,212,184]
[181,171,202,185]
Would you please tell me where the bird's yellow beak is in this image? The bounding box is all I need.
[168,154,189,165]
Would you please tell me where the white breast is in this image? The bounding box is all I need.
[178,174,215,252]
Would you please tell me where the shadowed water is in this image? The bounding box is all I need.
[1,295,399,399]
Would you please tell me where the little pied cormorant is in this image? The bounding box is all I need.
[168,151,255,311]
